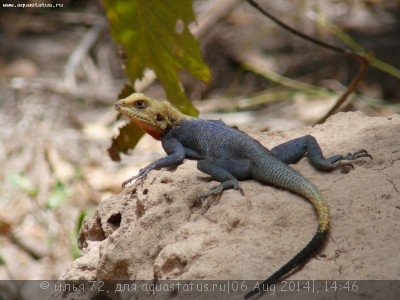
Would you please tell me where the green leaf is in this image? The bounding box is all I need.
[76,210,88,233]
[46,181,71,209]
[70,235,82,259]
[7,173,38,197]
[70,209,89,259]
[103,0,210,115]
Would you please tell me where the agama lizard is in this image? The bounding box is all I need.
[114,93,372,299]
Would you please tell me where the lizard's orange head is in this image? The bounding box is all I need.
[115,93,186,140]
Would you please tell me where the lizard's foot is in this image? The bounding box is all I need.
[316,149,372,172]
[197,180,244,203]
[122,174,139,188]
[121,168,151,188]
[338,149,372,173]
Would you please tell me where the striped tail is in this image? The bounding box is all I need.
[244,180,329,299]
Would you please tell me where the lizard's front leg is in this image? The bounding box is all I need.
[271,134,372,171]
[196,159,251,201]
[122,138,186,187]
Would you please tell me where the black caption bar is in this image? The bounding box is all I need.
[0,280,398,300]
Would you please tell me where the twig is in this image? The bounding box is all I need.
[8,233,42,260]
[239,50,328,93]
[315,55,368,124]
[245,0,368,124]
[246,0,348,55]
[191,0,242,37]
[63,18,107,88]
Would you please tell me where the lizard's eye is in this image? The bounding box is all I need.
[134,100,147,109]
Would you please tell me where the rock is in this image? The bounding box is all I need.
[53,112,400,299]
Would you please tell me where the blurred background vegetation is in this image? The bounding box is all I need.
[0,0,399,281]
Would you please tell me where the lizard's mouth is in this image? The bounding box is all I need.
[114,103,135,119]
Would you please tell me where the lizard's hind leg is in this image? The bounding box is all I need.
[271,134,372,171]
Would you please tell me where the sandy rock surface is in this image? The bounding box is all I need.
[53,112,400,299]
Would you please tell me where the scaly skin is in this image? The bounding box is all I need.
[115,93,372,299]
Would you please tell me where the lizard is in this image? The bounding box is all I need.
[114,92,372,299]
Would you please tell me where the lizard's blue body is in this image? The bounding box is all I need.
[116,94,371,299]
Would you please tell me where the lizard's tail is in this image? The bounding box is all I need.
[243,182,329,299]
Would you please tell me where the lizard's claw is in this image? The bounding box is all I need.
[236,183,245,196]
[197,185,224,202]
[122,174,139,188]
[121,168,151,188]
[343,149,373,161]
[338,149,372,174]
[197,180,244,203]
